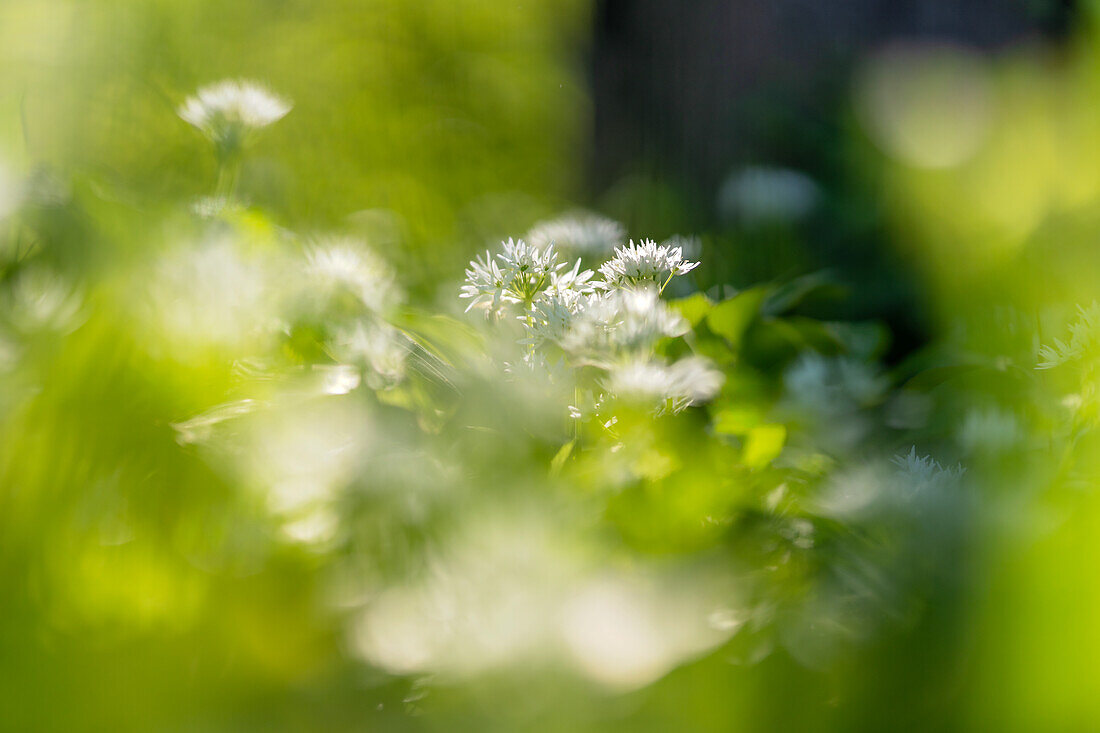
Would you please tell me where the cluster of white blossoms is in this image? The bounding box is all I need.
[460,237,568,313]
[526,211,626,257]
[178,79,292,151]
[598,238,700,291]
[461,224,720,414]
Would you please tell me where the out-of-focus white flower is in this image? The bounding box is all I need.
[334,321,409,389]
[561,577,729,690]
[526,211,625,258]
[178,79,291,147]
[605,357,723,412]
[305,238,402,315]
[959,406,1021,454]
[598,238,699,291]
[561,287,687,362]
[717,166,820,223]
[785,354,887,414]
[150,235,270,352]
[662,234,702,261]
[242,398,371,516]
[892,447,965,495]
[460,238,565,314]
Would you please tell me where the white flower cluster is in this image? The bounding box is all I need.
[178,79,291,150]
[461,223,717,415]
[559,287,688,363]
[460,237,568,314]
[598,238,699,291]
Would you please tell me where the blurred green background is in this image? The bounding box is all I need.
[4,1,1100,731]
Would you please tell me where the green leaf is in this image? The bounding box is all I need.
[550,439,575,475]
[706,287,769,347]
[743,424,787,469]
[763,271,846,315]
[712,406,765,436]
[671,292,714,327]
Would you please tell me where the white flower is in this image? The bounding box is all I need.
[524,285,595,348]
[717,166,820,222]
[521,260,600,347]
[893,447,965,495]
[179,79,291,147]
[460,238,565,314]
[549,258,598,296]
[1037,302,1100,369]
[460,250,509,313]
[334,321,409,389]
[305,238,401,315]
[605,357,723,413]
[561,287,687,363]
[598,239,699,291]
[526,212,625,257]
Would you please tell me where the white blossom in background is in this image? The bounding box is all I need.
[893,447,965,496]
[526,211,625,258]
[598,239,699,291]
[351,513,733,688]
[150,235,270,352]
[178,79,291,146]
[334,321,409,389]
[661,234,702,262]
[305,237,402,315]
[717,166,820,223]
[959,406,1022,454]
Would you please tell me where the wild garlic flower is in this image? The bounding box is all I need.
[598,239,699,291]
[561,287,688,363]
[548,258,598,296]
[524,285,596,348]
[526,212,625,258]
[460,238,565,314]
[305,238,401,315]
[893,447,965,496]
[1037,302,1100,369]
[179,79,291,152]
[605,357,723,413]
